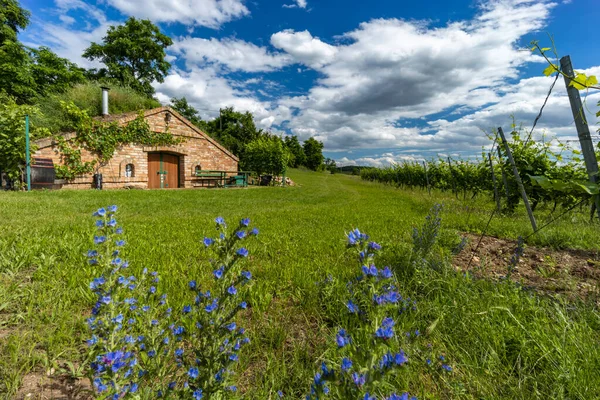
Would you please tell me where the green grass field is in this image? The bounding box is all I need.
[1,170,599,399]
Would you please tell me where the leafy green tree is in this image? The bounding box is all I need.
[0,94,40,186]
[324,157,337,174]
[0,0,35,103]
[241,135,290,177]
[83,17,173,97]
[170,97,208,131]
[303,137,324,171]
[284,135,305,168]
[30,47,86,96]
[207,107,263,158]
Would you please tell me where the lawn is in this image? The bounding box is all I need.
[1,169,599,399]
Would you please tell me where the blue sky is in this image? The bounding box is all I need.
[19,0,600,166]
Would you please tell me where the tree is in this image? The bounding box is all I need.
[284,135,305,168]
[170,97,208,131]
[83,17,173,97]
[303,137,324,171]
[241,135,289,177]
[324,157,337,174]
[0,93,39,187]
[0,0,35,103]
[206,107,263,158]
[30,47,86,96]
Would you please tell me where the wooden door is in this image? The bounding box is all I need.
[147,153,179,189]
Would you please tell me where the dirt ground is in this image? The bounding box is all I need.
[14,366,92,400]
[453,233,600,300]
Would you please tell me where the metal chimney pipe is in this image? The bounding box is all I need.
[101,87,110,116]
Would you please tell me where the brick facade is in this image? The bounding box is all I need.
[33,107,238,189]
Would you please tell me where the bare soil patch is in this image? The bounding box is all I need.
[454,233,600,299]
[14,368,92,400]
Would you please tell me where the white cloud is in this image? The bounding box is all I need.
[105,0,250,29]
[271,0,564,154]
[172,37,292,72]
[270,30,337,68]
[283,0,308,9]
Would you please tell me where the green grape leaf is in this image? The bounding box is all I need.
[571,73,587,90]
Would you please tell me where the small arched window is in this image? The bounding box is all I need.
[125,163,135,178]
[194,165,202,175]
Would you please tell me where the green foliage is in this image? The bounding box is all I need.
[0,94,41,185]
[29,47,86,96]
[242,135,290,176]
[207,107,263,158]
[83,17,173,97]
[303,137,324,171]
[324,158,337,174]
[170,97,208,131]
[54,102,180,180]
[0,0,35,103]
[284,135,306,168]
[33,82,161,134]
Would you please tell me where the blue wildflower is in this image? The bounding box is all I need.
[213,266,224,279]
[183,305,192,314]
[205,299,218,313]
[93,208,106,217]
[241,218,250,226]
[188,367,199,379]
[175,348,184,357]
[241,271,252,280]
[368,241,381,251]
[89,277,105,290]
[215,217,225,226]
[250,227,259,235]
[351,372,366,387]
[115,240,125,247]
[87,250,98,258]
[336,329,351,348]
[394,351,407,365]
[380,266,393,278]
[94,236,107,245]
[107,219,117,227]
[375,317,395,339]
[108,205,117,212]
[240,301,247,309]
[346,300,359,313]
[227,285,237,295]
[193,389,203,399]
[229,353,238,361]
[341,357,353,372]
[442,364,452,372]
[189,280,197,289]
[236,248,249,257]
[149,286,156,294]
[225,322,236,331]
[236,230,246,239]
[173,326,184,335]
[203,237,214,247]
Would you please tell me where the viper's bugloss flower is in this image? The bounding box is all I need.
[90,277,105,290]
[107,219,117,227]
[341,357,353,372]
[352,372,366,387]
[183,305,192,314]
[363,394,376,400]
[241,218,250,227]
[203,237,214,247]
[240,302,247,309]
[193,389,203,399]
[380,266,392,279]
[442,364,452,372]
[346,300,359,313]
[115,227,123,234]
[115,240,125,247]
[236,230,246,239]
[93,208,106,217]
[250,227,259,236]
[215,216,225,226]
[87,250,98,258]
[189,280,197,289]
[236,248,249,257]
[368,241,381,251]
[149,286,156,294]
[227,285,237,295]
[175,348,183,357]
[225,322,236,331]
[94,236,107,245]
[205,299,218,313]
[375,317,395,339]
[213,266,224,279]
[95,220,104,228]
[394,351,407,366]
[241,271,252,280]
[229,353,238,362]
[107,205,117,213]
[188,367,199,379]
[336,329,351,348]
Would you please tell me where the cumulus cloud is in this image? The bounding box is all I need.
[172,37,293,72]
[271,30,337,68]
[105,0,250,29]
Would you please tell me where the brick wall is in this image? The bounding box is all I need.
[33,108,239,190]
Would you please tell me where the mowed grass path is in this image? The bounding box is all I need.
[1,170,599,398]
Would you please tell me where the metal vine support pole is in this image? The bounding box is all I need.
[25,114,31,191]
[423,161,431,195]
[498,127,537,232]
[560,55,600,221]
[488,152,501,212]
[496,146,510,200]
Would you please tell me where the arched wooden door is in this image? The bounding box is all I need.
[148,153,180,189]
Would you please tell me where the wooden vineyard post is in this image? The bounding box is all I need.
[498,127,537,232]
[488,152,501,212]
[447,157,458,199]
[423,161,431,195]
[560,55,600,221]
[496,146,510,199]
